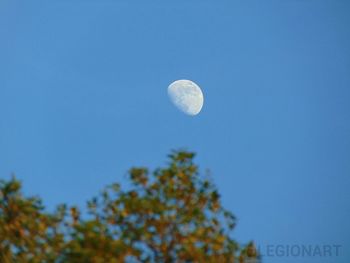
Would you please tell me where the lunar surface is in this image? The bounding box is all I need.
[167,80,204,116]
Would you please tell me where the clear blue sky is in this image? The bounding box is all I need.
[1,1,349,262]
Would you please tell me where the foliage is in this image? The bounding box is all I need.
[0,178,65,262]
[0,151,259,263]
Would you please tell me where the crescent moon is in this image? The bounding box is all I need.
[167,79,204,116]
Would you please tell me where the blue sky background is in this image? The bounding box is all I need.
[1,1,349,262]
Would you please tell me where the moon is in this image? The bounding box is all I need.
[167,79,204,116]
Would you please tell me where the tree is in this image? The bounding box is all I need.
[0,178,65,262]
[0,151,259,263]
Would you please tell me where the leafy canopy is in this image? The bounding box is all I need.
[0,151,258,263]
